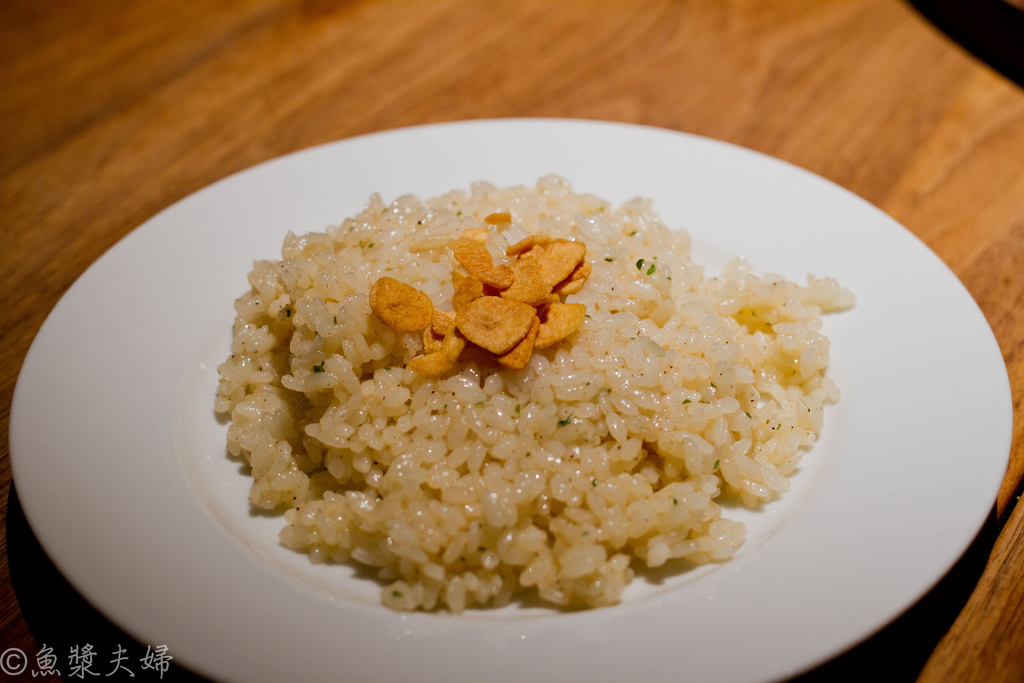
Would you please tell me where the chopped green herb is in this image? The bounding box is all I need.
[629,230,637,236]
[682,398,691,404]
[710,381,716,389]
[581,530,589,537]
[636,259,645,270]
[672,497,679,505]
[476,401,485,406]
[592,478,599,487]
[313,361,325,373]
[646,264,656,275]
[367,242,374,248]
[557,415,573,427]
[333,315,338,324]
[456,210,462,216]
[514,404,521,413]
[392,590,403,598]
[605,257,614,262]
[713,459,720,470]
[285,308,292,317]
[744,411,752,418]
[384,366,392,371]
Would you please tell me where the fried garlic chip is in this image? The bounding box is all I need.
[506,234,552,257]
[440,327,467,362]
[432,308,456,336]
[484,211,512,225]
[453,237,493,276]
[481,265,515,290]
[416,318,466,371]
[452,272,485,312]
[455,296,537,355]
[422,326,444,353]
[453,236,514,290]
[369,277,433,332]
[498,315,540,370]
[539,239,587,290]
[501,258,553,305]
[553,260,592,296]
[374,225,592,378]
[461,226,489,242]
[535,302,587,349]
[408,351,455,378]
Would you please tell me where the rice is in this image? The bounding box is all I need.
[214,175,854,611]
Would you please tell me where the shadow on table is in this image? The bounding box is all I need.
[907,0,1024,88]
[7,483,998,683]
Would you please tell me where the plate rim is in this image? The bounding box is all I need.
[9,118,1013,683]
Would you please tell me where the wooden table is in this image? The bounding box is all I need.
[2,1,1022,681]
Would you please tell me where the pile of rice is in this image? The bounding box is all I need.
[214,176,853,611]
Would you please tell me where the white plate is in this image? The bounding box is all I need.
[10,119,1012,683]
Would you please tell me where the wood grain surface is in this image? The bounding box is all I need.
[2,1,1022,681]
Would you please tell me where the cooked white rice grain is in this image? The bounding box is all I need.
[215,176,853,611]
